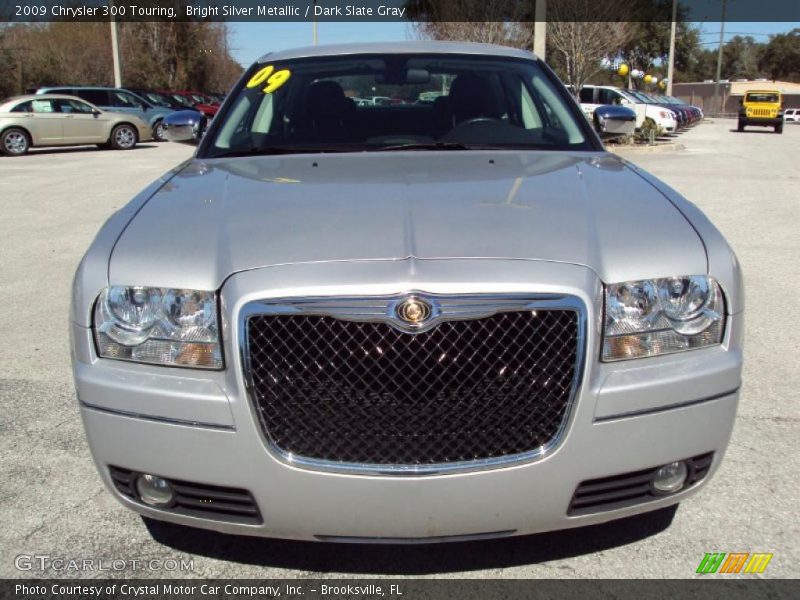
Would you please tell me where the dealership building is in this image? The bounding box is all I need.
[673,80,800,114]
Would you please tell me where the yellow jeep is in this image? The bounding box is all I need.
[738,90,784,134]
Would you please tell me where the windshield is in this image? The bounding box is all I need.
[205,53,592,158]
[171,94,195,108]
[746,92,779,103]
[142,92,171,107]
[627,90,654,103]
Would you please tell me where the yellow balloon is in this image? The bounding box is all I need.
[617,64,629,77]
[659,80,667,89]
[644,74,653,84]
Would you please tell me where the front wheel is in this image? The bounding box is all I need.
[153,120,166,142]
[737,120,745,132]
[1,127,30,156]
[110,124,138,150]
[775,124,783,134]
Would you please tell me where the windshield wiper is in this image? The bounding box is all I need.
[209,146,355,159]
[373,142,473,152]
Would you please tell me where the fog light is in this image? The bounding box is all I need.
[652,461,689,494]
[135,474,175,507]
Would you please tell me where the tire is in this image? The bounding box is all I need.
[153,119,166,142]
[110,124,138,150]
[775,124,783,134]
[1,127,30,156]
[737,120,745,132]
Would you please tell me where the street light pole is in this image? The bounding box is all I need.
[666,0,677,95]
[533,0,546,60]
[110,17,122,87]
[712,0,728,116]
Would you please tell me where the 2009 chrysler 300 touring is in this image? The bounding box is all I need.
[71,42,743,542]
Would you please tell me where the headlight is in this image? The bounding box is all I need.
[94,286,222,369]
[603,276,725,361]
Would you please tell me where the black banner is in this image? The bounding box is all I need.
[3,580,799,600]
[1,0,799,23]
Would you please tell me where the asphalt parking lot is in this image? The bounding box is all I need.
[1,121,798,579]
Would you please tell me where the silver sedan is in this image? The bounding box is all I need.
[71,42,743,542]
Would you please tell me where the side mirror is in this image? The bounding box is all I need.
[92,109,101,118]
[163,110,207,144]
[594,105,636,140]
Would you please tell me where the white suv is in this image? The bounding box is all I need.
[579,85,678,135]
[784,108,799,123]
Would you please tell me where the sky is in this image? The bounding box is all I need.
[228,21,798,66]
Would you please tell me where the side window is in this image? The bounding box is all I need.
[109,91,140,108]
[597,89,615,105]
[56,99,94,114]
[11,101,33,113]
[75,90,110,106]
[579,87,594,103]
[31,99,55,113]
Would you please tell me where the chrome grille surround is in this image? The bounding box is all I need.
[239,293,586,476]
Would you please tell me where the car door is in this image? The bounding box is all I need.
[605,89,645,128]
[27,99,63,143]
[55,98,109,143]
[578,87,601,119]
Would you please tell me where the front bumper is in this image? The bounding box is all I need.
[740,113,782,126]
[137,123,153,142]
[72,260,743,541]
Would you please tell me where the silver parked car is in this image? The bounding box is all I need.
[71,42,743,542]
[1,94,151,156]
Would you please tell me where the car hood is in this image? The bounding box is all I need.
[109,151,706,290]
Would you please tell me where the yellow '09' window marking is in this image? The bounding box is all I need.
[246,65,292,94]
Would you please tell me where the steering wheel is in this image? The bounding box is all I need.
[454,117,503,128]
[440,117,505,143]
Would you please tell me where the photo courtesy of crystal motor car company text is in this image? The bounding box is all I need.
[63,38,744,543]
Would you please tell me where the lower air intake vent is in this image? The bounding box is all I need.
[568,453,714,516]
[109,466,262,525]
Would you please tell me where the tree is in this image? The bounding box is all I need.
[412,0,532,47]
[759,28,800,82]
[721,35,763,80]
[618,1,700,86]
[0,22,242,96]
[546,0,632,97]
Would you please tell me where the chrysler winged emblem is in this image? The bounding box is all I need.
[396,296,432,325]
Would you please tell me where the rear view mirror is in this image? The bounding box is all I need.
[405,68,431,84]
[594,105,636,140]
[163,110,207,145]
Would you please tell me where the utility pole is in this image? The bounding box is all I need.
[666,0,677,95]
[712,0,728,116]
[110,17,122,87]
[533,0,546,60]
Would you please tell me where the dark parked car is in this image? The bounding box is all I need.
[160,91,220,118]
[125,89,187,112]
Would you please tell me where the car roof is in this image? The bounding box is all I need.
[258,41,536,63]
[37,86,136,93]
[0,94,99,110]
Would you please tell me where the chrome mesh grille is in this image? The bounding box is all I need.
[245,307,580,469]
